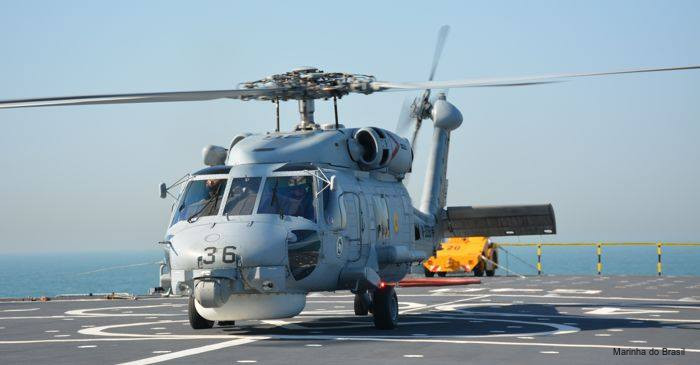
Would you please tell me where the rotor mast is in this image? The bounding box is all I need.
[298,99,315,129]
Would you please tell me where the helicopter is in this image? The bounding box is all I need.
[1,26,698,330]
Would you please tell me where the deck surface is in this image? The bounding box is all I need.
[1,276,699,364]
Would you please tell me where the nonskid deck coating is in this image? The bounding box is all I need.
[1,276,698,365]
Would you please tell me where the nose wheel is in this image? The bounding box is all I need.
[371,286,398,329]
[188,296,214,329]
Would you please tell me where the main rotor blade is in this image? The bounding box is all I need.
[0,88,286,109]
[428,25,450,82]
[371,65,700,91]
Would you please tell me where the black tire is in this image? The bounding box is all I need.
[485,269,495,277]
[372,286,398,330]
[354,292,369,316]
[424,268,435,277]
[188,296,214,329]
[473,264,484,277]
[437,271,447,277]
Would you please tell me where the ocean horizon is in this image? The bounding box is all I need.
[1,246,698,298]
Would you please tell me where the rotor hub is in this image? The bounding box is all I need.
[239,68,376,101]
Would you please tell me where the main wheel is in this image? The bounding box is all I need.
[372,286,398,330]
[437,271,447,277]
[188,296,214,329]
[354,292,369,316]
[424,267,435,277]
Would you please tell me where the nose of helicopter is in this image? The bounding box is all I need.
[170,221,288,269]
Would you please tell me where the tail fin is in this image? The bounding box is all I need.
[419,94,462,219]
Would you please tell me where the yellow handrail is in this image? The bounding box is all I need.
[493,242,700,276]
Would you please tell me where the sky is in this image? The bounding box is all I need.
[0,1,698,253]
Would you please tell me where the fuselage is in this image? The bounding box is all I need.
[162,127,432,321]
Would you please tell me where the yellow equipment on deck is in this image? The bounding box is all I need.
[423,236,498,277]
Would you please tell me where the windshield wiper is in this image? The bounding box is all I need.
[187,187,223,223]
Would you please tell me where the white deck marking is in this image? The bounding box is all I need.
[151,351,170,354]
[539,351,559,354]
[236,361,257,363]
[65,304,182,318]
[490,288,542,292]
[2,308,39,312]
[45,330,60,333]
[585,307,677,316]
[607,329,623,332]
[629,340,647,344]
[400,295,490,314]
[54,334,70,337]
[116,338,261,365]
[305,344,322,347]
[78,345,96,348]
[550,289,600,295]
[594,334,611,337]
[403,354,424,358]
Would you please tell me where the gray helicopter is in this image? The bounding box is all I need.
[1,26,698,330]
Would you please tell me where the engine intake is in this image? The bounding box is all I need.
[348,127,412,176]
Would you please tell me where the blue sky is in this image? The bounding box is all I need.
[0,1,698,252]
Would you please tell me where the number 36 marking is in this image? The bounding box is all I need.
[202,246,236,264]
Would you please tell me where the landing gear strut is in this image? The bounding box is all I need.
[188,296,214,329]
[372,286,398,330]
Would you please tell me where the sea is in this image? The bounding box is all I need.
[1,246,699,298]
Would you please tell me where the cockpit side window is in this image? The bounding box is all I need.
[257,175,315,221]
[171,178,227,225]
[223,177,261,216]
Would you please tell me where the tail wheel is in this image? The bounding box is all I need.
[437,271,447,277]
[354,292,369,316]
[372,286,399,330]
[424,267,435,277]
[188,296,214,329]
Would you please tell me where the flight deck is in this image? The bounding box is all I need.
[1,275,698,365]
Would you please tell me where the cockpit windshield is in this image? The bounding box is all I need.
[257,175,315,221]
[223,177,261,216]
[171,178,227,225]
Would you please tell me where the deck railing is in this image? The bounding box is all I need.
[494,242,700,276]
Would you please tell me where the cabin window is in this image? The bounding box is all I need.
[288,229,320,280]
[257,175,315,221]
[223,177,261,216]
[171,178,227,225]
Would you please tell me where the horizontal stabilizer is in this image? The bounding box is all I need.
[443,204,556,237]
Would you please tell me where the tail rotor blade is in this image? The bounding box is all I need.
[428,25,450,82]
